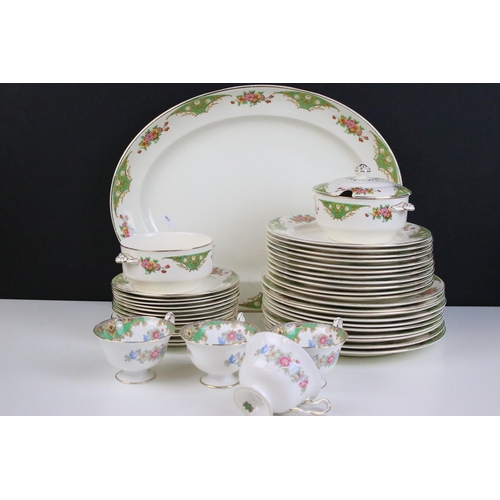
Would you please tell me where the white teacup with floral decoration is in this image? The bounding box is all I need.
[234,331,331,416]
[93,312,175,384]
[270,318,348,387]
[178,313,260,388]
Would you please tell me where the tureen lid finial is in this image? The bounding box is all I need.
[355,164,371,174]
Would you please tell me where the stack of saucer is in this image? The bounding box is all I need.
[261,215,446,356]
[111,267,240,345]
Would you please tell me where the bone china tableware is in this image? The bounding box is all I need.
[234,331,331,416]
[93,312,175,383]
[109,85,402,310]
[115,232,213,294]
[263,213,446,356]
[178,313,260,388]
[313,164,415,244]
[270,318,348,387]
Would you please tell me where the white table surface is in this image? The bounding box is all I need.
[1,299,499,416]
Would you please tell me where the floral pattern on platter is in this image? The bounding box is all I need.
[254,344,309,394]
[311,351,340,369]
[168,95,230,117]
[140,257,171,275]
[333,115,369,142]
[371,205,393,222]
[165,250,211,272]
[276,91,340,112]
[224,351,244,367]
[231,91,274,106]
[319,199,368,221]
[124,344,167,363]
[138,125,166,152]
[112,153,133,215]
[239,292,263,310]
[118,214,136,238]
[371,133,398,183]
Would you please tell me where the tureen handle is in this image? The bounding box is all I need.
[391,202,415,212]
[115,253,140,264]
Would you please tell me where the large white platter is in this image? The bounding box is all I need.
[110,85,402,310]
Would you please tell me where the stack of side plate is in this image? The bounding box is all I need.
[111,267,240,346]
[262,215,446,356]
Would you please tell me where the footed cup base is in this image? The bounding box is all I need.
[115,369,156,384]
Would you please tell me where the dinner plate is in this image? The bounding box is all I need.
[262,294,444,331]
[266,234,434,259]
[266,269,434,299]
[266,258,434,289]
[266,255,435,285]
[110,85,402,311]
[262,279,446,319]
[265,246,435,277]
[267,217,431,248]
[267,240,433,263]
[263,273,445,308]
[339,325,447,357]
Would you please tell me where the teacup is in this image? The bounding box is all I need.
[234,331,331,416]
[178,313,260,388]
[93,312,175,384]
[270,317,348,387]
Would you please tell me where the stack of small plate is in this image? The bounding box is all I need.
[111,267,240,346]
[262,215,446,356]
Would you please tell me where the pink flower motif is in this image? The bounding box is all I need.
[150,349,159,359]
[144,132,154,142]
[279,356,291,367]
[379,207,392,218]
[346,119,356,129]
[227,331,236,341]
[326,354,335,365]
[152,330,160,339]
[299,380,308,388]
[319,336,328,345]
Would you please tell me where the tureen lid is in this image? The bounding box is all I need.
[313,164,411,199]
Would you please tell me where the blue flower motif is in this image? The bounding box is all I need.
[129,350,138,359]
[218,337,226,345]
[228,354,237,364]
[260,344,269,354]
[236,333,244,342]
[289,362,299,373]
[308,339,317,348]
[143,334,151,341]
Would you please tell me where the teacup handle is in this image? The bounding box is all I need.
[236,312,246,323]
[290,397,332,416]
[164,312,175,326]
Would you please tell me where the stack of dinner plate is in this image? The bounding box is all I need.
[111,267,240,345]
[261,215,446,356]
